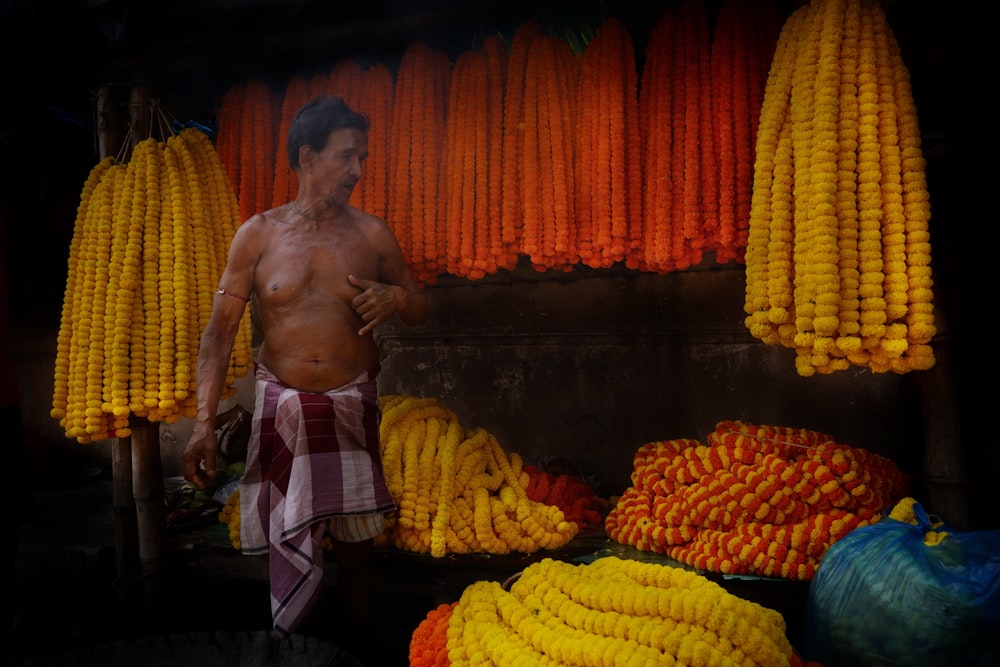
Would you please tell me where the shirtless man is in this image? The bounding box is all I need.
[182,95,428,647]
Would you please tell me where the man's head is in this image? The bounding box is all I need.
[287,95,370,171]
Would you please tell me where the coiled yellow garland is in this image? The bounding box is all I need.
[380,395,579,558]
[51,127,252,442]
[744,0,935,376]
[446,556,795,666]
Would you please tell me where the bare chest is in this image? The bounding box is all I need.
[256,226,376,305]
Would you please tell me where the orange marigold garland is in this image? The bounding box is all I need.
[499,21,543,271]
[350,62,395,220]
[270,74,311,208]
[710,0,782,264]
[389,41,452,285]
[409,601,456,667]
[577,17,640,269]
[606,420,910,581]
[639,6,678,273]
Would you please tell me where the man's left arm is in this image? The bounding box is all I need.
[348,218,429,334]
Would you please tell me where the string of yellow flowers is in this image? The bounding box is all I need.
[100,144,138,430]
[103,158,135,434]
[829,0,862,370]
[743,5,804,345]
[53,120,250,441]
[184,127,252,400]
[52,157,115,430]
[746,0,935,375]
[853,2,886,368]
[869,14,905,372]
[378,395,577,557]
[888,6,935,371]
[444,557,796,666]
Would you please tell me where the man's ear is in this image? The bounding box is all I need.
[298,145,313,170]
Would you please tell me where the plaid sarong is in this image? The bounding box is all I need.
[239,361,396,635]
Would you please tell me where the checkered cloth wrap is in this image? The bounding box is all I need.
[239,361,396,635]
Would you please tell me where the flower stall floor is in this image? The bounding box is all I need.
[8,464,813,666]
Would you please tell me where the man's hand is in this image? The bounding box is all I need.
[348,274,403,335]
[182,427,220,490]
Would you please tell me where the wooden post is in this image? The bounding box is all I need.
[95,85,121,162]
[131,418,167,623]
[97,84,144,625]
[122,82,169,625]
[917,339,969,530]
[111,437,141,625]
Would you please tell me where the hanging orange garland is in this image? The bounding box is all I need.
[500,21,543,270]
[268,75,310,208]
[639,7,677,273]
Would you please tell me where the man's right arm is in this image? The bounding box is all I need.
[181,220,260,488]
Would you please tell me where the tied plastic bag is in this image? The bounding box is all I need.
[803,498,1000,667]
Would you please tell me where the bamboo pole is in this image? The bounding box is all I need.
[97,83,143,626]
[111,436,141,625]
[127,83,168,624]
[917,338,969,530]
[131,418,167,623]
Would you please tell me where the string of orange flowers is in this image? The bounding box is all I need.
[638,6,677,273]
[238,78,277,223]
[587,17,640,269]
[441,49,479,278]
[499,21,542,270]
[519,34,546,270]
[482,35,508,276]
[549,38,579,270]
[270,75,310,208]
[214,84,244,196]
[388,45,417,276]
[388,42,453,284]
[680,0,711,268]
[352,62,395,221]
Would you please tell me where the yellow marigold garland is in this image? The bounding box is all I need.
[445,556,796,666]
[379,395,578,557]
[745,0,936,375]
[52,124,250,442]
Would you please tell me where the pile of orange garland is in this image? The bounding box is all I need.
[378,395,579,557]
[744,0,936,376]
[214,0,782,284]
[605,420,909,581]
[409,556,807,666]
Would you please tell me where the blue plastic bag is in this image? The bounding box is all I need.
[804,500,1000,666]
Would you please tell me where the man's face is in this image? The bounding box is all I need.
[311,127,368,207]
